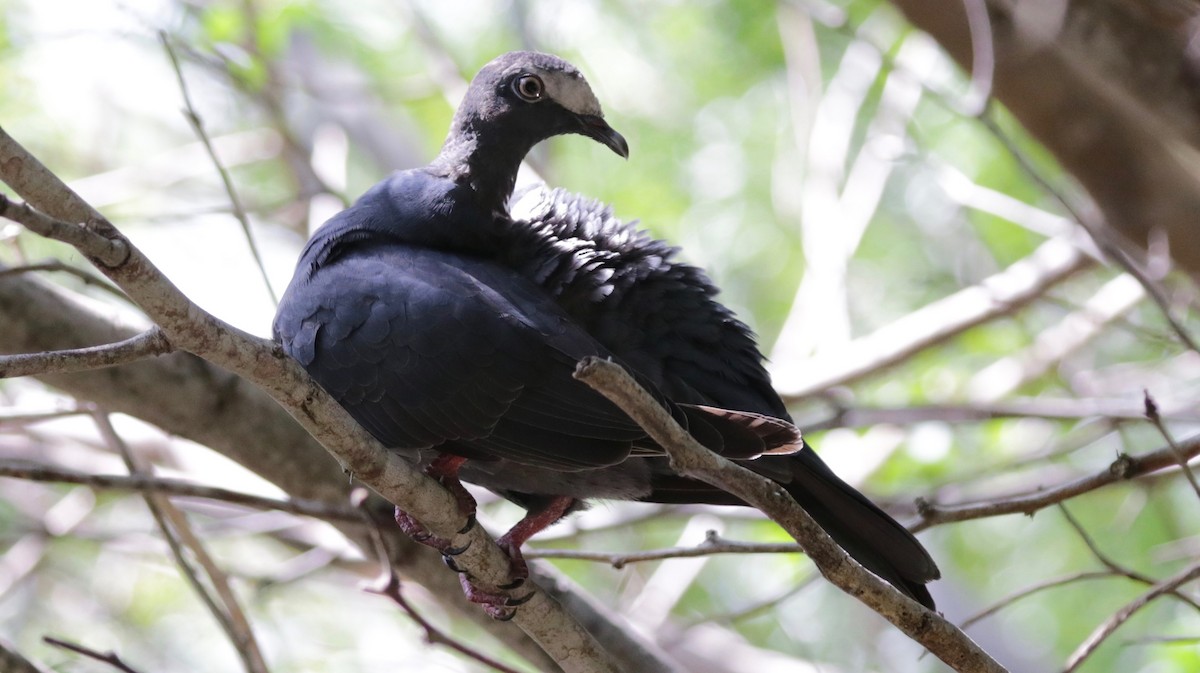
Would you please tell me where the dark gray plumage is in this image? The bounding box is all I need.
[274,51,939,610]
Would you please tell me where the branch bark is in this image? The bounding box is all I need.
[913,434,1200,532]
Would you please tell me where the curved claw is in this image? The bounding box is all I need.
[456,513,477,535]
[443,554,468,574]
[504,590,535,607]
[498,577,525,591]
[442,537,473,556]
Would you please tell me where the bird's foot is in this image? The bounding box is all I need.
[457,571,535,621]
[394,507,476,555]
[392,453,477,552]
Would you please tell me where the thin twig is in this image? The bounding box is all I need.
[0,261,128,300]
[960,571,1117,630]
[43,637,143,673]
[0,459,360,522]
[95,411,270,673]
[528,531,804,569]
[914,434,1200,532]
[1058,504,1200,612]
[351,490,526,673]
[160,33,278,306]
[1143,390,1200,502]
[1064,560,1200,672]
[0,327,172,378]
[803,397,1200,433]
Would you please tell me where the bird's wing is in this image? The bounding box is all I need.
[275,243,650,470]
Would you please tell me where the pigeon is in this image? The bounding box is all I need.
[274,51,939,616]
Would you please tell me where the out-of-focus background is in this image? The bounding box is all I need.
[2,1,1199,671]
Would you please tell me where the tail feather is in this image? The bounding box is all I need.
[685,404,802,456]
[775,449,940,608]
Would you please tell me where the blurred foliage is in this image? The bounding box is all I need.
[2,0,1200,672]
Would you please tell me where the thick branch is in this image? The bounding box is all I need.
[575,357,1006,673]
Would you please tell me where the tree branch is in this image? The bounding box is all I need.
[98,411,270,673]
[913,435,1200,532]
[0,327,171,378]
[1065,560,1200,672]
[43,637,144,673]
[0,459,360,522]
[574,356,1007,673]
[528,530,804,569]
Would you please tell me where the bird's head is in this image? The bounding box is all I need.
[448,51,629,160]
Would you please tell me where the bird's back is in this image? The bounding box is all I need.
[506,186,787,418]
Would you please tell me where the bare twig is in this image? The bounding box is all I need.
[160,33,278,306]
[1065,560,1200,672]
[0,261,128,300]
[0,327,172,378]
[960,571,1117,630]
[351,490,526,673]
[43,636,143,673]
[804,396,1200,433]
[529,531,804,569]
[0,459,360,522]
[1058,504,1200,612]
[95,411,270,673]
[0,195,126,267]
[914,435,1200,532]
[575,356,1007,673]
[1144,390,1200,502]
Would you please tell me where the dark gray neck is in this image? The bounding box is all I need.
[431,120,535,212]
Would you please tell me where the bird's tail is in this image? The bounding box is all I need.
[770,449,940,609]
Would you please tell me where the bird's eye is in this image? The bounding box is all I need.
[513,75,544,102]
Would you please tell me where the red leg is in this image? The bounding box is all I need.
[495,495,576,584]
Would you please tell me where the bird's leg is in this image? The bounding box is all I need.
[495,495,576,586]
[393,454,477,555]
[455,495,576,620]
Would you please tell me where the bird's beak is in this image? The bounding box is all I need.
[578,115,629,159]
